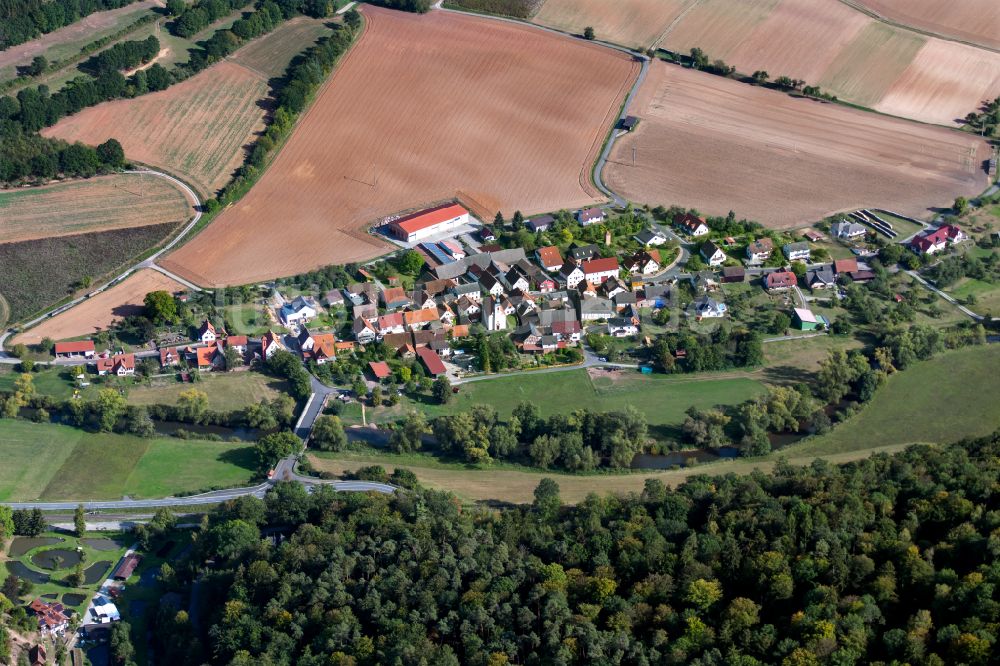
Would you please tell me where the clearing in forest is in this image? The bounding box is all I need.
[604,62,990,228]
[161,5,639,286]
[0,173,192,244]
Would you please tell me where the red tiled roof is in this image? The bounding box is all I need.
[765,271,797,289]
[674,212,707,231]
[392,203,468,234]
[226,335,248,347]
[54,340,94,354]
[450,324,470,338]
[404,309,439,326]
[833,258,858,274]
[369,361,391,379]
[582,257,620,274]
[417,347,447,376]
[95,353,135,373]
[536,246,563,267]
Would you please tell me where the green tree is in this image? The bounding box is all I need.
[311,415,347,451]
[255,431,300,472]
[0,507,13,540]
[389,410,427,453]
[96,138,125,167]
[397,250,424,274]
[432,376,452,404]
[28,55,47,76]
[110,621,135,666]
[533,478,561,518]
[176,388,209,423]
[583,26,595,40]
[74,504,86,537]
[953,196,969,215]
[143,290,178,324]
[94,388,127,431]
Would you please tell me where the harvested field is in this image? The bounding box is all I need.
[42,18,331,197]
[0,174,191,244]
[854,0,1000,51]
[604,62,990,228]
[162,6,639,286]
[0,0,161,83]
[12,268,183,345]
[533,0,687,50]
[0,223,178,324]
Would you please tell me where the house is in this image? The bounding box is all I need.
[535,246,564,272]
[303,333,336,364]
[600,276,628,300]
[621,115,639,131]
[674,212,709,236]
[569,243,601,262]
[579,296,616,321]
[94,353,135,376]
[437,303,456,326]
[806,266,836,290]
[793,307,829,331]
[451,282,482,302]
[280,296,319,325]
[194,345,223,371]
[527,214,555,232]
[478,226,496,242]
[608,317,639,337]
[113,553,141,580]
[403,308,439,331]
[297,326,320,351]
[417,347,447,377]
[803,229,825,242]
[479,272,506,298]
[783,241,811,262]
[582,257,620,284]
[439,239,466,260]
[456,295,481,318]
[634,229,667,246]
[29,645,47,666]
[831,220,867,240]
[640,283,673,308]
[746,238,773,263]
[693,296,727,319]
[504,267,530,293]
[368,361,391,381]
[381,286,411,310]
[623,250,661,275]
[910,224,965,255]
[559,261,585,289]
[848,269,876,283]
[833,258,858,275]
[722,266,745,283]
[377,312,406,335]
[54,340,95,358]
[700,240,726,266]
[260,330,284,359]
[29,599,70,635]
[941,224,967,243]
[577,207,605,226]
[225,335,248,353]
[159,346,180,367]
[690,271,720,292]
[390,203,470,242]
[323,289,345,307]
[537,275,557,292]
[764,270,797,292]
[197,320,217,344]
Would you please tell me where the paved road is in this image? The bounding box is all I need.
[0,169,203,357]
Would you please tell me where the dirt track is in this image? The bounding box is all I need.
[604,62,991,228]
[161,5,639,286]
[12,269,184,345]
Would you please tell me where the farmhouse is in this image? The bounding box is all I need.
[54,340,95,358]
[582,257,620,284]
[700,241,726,266]
[390,203,470,242]
[674,212,709,237]
[783,242,811,262]
[746,238,773,263]
[94,353,135,376]
[29,599,70,635]
[577,207,605,226]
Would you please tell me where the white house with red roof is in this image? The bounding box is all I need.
[576,207,606,226]
[910,224,967,255]
[260,330,284,359]
[389,203,470,242]
[197,320,217,344]
[582,257,620,284]
[535,246,563,272]
[94,353,135,376]
[54,340,95,358]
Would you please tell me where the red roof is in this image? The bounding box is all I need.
[369,361,391,379]
[392,203,468,235]
[226,335,248,347]
[95,353,135,373]
[536,246,563,268]
[54,340,94,354]
[674,212,707,231]
[833,258,858,274]
[582,257,620,275]
[765,271,797,289]
[416,347,447,376]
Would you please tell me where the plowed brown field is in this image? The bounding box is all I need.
[0,173,191,244]
[604,62,990,228]
[855,0,1000,51]
[161,5,639,286]
[532,0,688,50]
[12,269,184,345]
[41,17,329,197]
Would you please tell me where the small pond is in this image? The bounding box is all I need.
[63,593,87,607]
[31,548,83,570]
[42,593,58,600]
[83,561,113,585]
[5,561,50,584]
[8,536,63,558]
[80,538,123,552]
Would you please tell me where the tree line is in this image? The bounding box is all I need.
[0,0,141,49]
[136,428,1000,664]
[82,34,159,74]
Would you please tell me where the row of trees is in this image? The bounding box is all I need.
[82,34,159,74]
[156,429,1000,664]
[0,0,140,49]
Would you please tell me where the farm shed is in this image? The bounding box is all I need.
[390,203,470,243]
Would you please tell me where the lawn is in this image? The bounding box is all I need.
[792,345,1000,456]
[124,371,290,412]
[0,366,79,401]
[0,420,257,501]
[947,277,1000,315]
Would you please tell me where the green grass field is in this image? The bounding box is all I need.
[948,277,1000,315]
[0,420,256,501]
[125,371,290,412]
[792,345,1000,456]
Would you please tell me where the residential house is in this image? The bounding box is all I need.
[456,295,481,318]
[690,271,720,292]
[639,283,673,308]
[94,353,135,376]
[579,296,615,321]
[577,207,605,226]
[623,250,661,275]
[377,312,406,336]
[535,245,564,272]
[29,645,47,666]
[910,224,966,255]
[478,226,496,242]
[303,333,336,364]
[746,238,773,263]
[634,229,667,246]
[29,599,70,635]
[280,296,319,325]
[569,243,601,263]
[439,239,466,260]
[450,282,482,303]
[479,271,506,298]
[614,290,638,310]
[692,296,727,319]
[504,267,530,294]
[537,274,557,292]
[783,241,811,262]
[411,289,437,310]
[54,340,95,358]
[404,308,440,331]
[159,347,180,368]
[381,286,411,310]
[600,276,628,299]
[831,220,867,240]
[260,330,284,359]
[582,257,620,284]
[353,304,378,324]
[194,345,223,371]
[805,266,836,290]
[225,335,248,354]
[794,308,829,331]
[559,261,585,289]
[674,212,709,237]
[197,320,217,344]
[527,214,555,232]
[368,361,391,381]
[353,318,379,344]
[833,258,858,275]
[608,317,639,337]
[764,270,797,292]
[438,303,456,326]
[700,240,726,266]
[323,289,344,307]
[722,266,745,283]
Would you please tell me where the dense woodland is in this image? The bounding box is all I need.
[0,0,140,49]
[126,429,1000,665]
